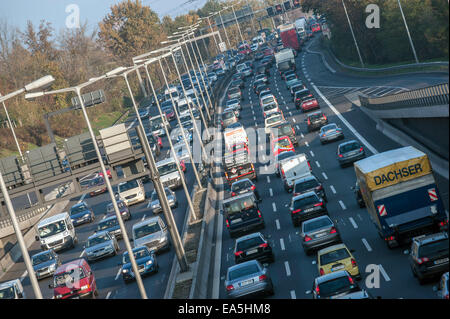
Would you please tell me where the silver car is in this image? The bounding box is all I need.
[225,259,274,299]
[132,216,170,253]
[84,231,119,262]
[32,250,61,280]
[222,110,238,128]
[337,140,365,167]
[227,98,242,111]
[148,187,178,214]
[319,123,344,144]
[224,106,240,119]
[300,215,342,256]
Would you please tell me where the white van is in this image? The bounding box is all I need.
[279,153,312,192]
[0,279,25,299]
[149,114,171,137]
[35,212,77,252]
[164,87,180,102]
[132,216,170,253]
[117,179,146,206]
[156,157,182,190]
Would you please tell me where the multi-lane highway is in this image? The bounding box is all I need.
[214,36,448,300]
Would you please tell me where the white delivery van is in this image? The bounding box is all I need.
[164,87,180,103]
[35,212,77,252]
[117,179,146,206]
[156,157,183,190]
[0,279,25,299]
[224,125,248,151]
[279,153,312,192]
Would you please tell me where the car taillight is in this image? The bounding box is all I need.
[385,236,395,242]
[259,243,269,248]
[417,257,429,264]
[304,235,312,242]
[323,114,327,121]
[307,161,312,171]
[329,227,337,234]
[226,284,234,291]
[250,185,256,191]
[351,258,357,267]
[281,168,285,178]
[348,276,355,285]
[292,209,302,214]
[319,268,325,276]
[338,154,343,158]
[307,118,311,125]
[439,220,448,227]
[314,202,323,207]
[263,112,266,117]
[226,219,230,228]
[315,285,320,294]
[359,147,363,152]
[231,192,236,197]
[316,185,323,191]
[259,274,267,281]
[234,251,243,256]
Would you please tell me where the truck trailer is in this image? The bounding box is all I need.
[354,146,448,248]
[278,23,301,53]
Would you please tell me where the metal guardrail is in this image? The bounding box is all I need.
[360,83,449,110]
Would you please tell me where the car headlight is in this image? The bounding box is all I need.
[81,284,89,290]
[63,231,69,237]
[84,213,91,218]
[49,263,57,271]
[146,260,153,266]
[122,269,129,273]
[160,236,167,243]
[56,294,63,299]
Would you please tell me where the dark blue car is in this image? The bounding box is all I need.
[69,201,95,226]
[120,246,158,283]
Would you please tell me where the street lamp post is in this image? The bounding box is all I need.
[231,4,245,44]
[341,0,365,68]
[245,0,257,36]
[25,74,149,299]
[0,94,23,160]
[397,0,419,64]
[218,9,232,49]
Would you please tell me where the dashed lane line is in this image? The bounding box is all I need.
[330,185,337,194]
[339,200,347,210]
[280,238,285,251]
[276,219,280,230]
[269,188,273,197]
[106,291,112,299]
[285,261,291,277]
[379,264,391,282]
[349,217,358,229]
[315,161,320,168]
[115,268,121,280]
[267,176,271,183]
[290,290,297,299]
[272,202,277,212]
[362,238,373,252]
[322,172,328,180]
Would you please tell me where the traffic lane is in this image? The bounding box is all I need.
[302,37,449,89]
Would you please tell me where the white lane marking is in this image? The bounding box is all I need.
[260,145,264,151]
[293,118,296,123]
[275,219,280,230]
[264,165,268,172]
[102,215,107,220]
[311,84,379,155]
[339,200,347,210]
[106,291,112,299]
[305,141,309,147]
[310,151,315,157]
[267,176,271,183]
[115,268,122,280]
[253,116,257,121]
[349,217,358,229]
[269,188,273,197]
[77,193,87,204]
[290,290,297,299]
[322,172,328,180]
[272,202,277,212]
[280,238,285,251]
[79,250,85,257]
[141,214,146,221]
[378,264,391,282]
[285,261,291,276]
[289,111,293,116]
[362,238,373,252]
[252,110,255,115]
[330,185,337,194]
[300,133,304,138]
[315,161,320,168]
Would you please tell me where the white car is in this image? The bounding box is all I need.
[260,94,278,108]
[262,102,279,118]
[265,113,285,135]
[250,43,259,52]
[224,106,240,119]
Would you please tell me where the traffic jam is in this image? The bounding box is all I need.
[215,18,448,300]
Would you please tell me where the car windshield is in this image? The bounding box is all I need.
[97,218,118,231]
[267,116,283,125]
[236,236,265,251]
[119,180,139,192]
[242,67,250,72]
[256,75,265,80]
[223,196,256,214]
[318,276,356,298]
[158,162,177,175]
[303,217,332,233]
[0,286,15,299]
[162,106,173,113]
[262,96,275,104]
[87,234,110,247]
[418,238,449,257]
[223,111,235,120]
[178,104,189,113]
[229,88,239,94]
[340,143,360,153]
[293,195,319,209]
[70,204,88,215]
[134,222,161,239]
[227,99,239,106]
[320,248,351,265]
[277,151,295,162]
[296,90,311,98]
[231,180,252,192]
[286,75,296,81]
[228,263,260,281]
[274,124,292,136]
[123,248,150,264]
[151,188,171,202]
[263,104,277,112]
[54,266,86,287]
[32,252,54,265]
[38,220,67,239]
[295,179,319,193]
[310,113,324,121]
[322,124,337,132]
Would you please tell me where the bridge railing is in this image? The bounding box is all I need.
[360,83,449,110]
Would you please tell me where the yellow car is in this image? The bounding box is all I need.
[317,243,361,279]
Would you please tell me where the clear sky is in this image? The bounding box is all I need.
[0,0,209,33]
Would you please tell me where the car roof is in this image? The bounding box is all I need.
[294,175,317,184]
[55,258,86,274]
[132,216,161,230]
[315,270,350,284]
[231,178,252,186]
[32,249,55,258]
[71,201,88,209]
[292,191,318,201]
[235,232,263,243]
[227,259,259,273]
[318,243,349,256]
[88,230,110,240]
[413,232,448,245]
[222,192,255,204]
[0,279,21,289]
[37,212,69,228]
[338,140,360,148]
[100,215,118,223]
[156,157,176,166]
[308,111,325,117]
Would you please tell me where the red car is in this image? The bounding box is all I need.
[88,176,107,197]
[180,160,186,172]
[271,136,295,157]
[156,135,163,148]
[98,169,112,179]
[51,258,98,299]
[300,98,320,112]
[311,23,321,32]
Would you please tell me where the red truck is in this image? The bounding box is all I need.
[278,23,300,53]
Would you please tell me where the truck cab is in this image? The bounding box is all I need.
[156,157,182,190]
[0,279,25,299]
[35,212,77,252]
[279,153,312,192]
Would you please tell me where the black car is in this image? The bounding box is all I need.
[289,191,328,227]
[282,70,296,81]
[309,270,365,299]
[409,232,449,284]
[256,64,270,77]
[255,51,264,60]
[306,111,328,131]
[231,79,244,89]
[234,232,274,264]
[294,89,314,108]
[293,175,327,201]
[231,178,261,201]
[291,83,305,96]
[222,193,265,238]
[269,121,298,146]
[255,84,270,96]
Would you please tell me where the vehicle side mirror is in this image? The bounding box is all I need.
[35,236,40,242]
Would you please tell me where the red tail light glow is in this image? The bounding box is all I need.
[319,268,324,276]
[226,285,234,291]
[259,243,268,248]
[257,210,262,218]
[417,257,429,264]
[259,275,267,281]
[234,251,243,257]
[292,209,302,214]
[348,277,355,285]
[359,147,363,152]
[314,202,323,207]
[338,154,343,158]
[315,285,320,294]
[226,219,230,228]
[231,192,236,197]
[385,236,395,241]
[251,185,256,191]
[329,227,337,234]
[351,258,357,267]
[304,235,312,242]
